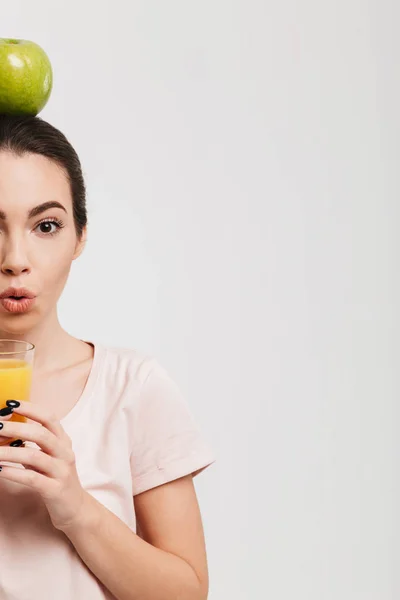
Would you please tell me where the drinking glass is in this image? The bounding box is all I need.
[0,340,34,447]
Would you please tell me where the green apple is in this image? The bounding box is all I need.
[0,38,53,116]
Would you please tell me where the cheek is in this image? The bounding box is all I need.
[34,238,76,292]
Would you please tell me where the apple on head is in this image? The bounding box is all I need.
[0,38,53,116]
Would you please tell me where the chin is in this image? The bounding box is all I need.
[0,312,39,337]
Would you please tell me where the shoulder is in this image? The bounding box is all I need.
[93,342,173,393]
[88,343,215,494]
[92,343,193,439]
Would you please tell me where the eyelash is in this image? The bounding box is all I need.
[35,218,65,237]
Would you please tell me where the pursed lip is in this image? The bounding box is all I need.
[0,287,37,314]
[0,287,36,300]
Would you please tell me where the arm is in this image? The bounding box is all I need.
[0,377,213,600]
[61,475,209,600]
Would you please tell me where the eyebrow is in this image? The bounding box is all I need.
[0,201,67,220]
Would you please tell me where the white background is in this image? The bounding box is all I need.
[3,2,398,598]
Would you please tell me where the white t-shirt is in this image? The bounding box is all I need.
[0,343,215,599]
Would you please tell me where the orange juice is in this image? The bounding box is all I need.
[0,359,32,445]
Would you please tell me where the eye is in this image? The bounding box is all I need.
[34,219,64,236]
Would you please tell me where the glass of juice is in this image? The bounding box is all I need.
[0,339,34,447]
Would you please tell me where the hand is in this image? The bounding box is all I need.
[0,400,87,531]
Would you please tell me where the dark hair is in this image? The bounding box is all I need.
[0,115,87,237]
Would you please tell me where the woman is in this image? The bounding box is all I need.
[0,115,214,600]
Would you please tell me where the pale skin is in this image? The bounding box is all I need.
[0,151,209,600]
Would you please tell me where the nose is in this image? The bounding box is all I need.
[0,238,31,277]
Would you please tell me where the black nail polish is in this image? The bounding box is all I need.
[9,439,23,447]
[6,400,20,408]
[0,407,13,417]
[0,466,2,472]
[0,423,3,430]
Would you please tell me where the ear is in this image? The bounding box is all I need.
[73,227,87,260]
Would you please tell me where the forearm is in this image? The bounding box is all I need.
[60,491,206,600]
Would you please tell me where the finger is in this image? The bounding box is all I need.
[6,401,68,441]
[0,404,24,443]
[0,421,63,458]
[0,446,60,477]
[0,405,15,419]
[0,437,16,447]
[0,463,53,494]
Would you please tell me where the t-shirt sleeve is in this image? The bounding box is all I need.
[130,361,215,496]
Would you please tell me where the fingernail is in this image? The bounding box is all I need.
[0,423,3,430]
[0,407,13,417]
[6,400,20,408]
[9,439,23,447]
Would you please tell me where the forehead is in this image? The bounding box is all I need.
[0,151,72,213]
